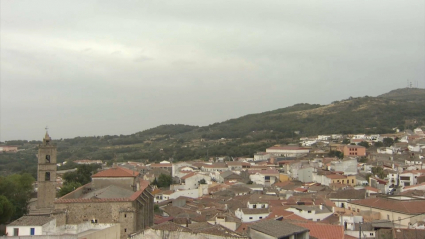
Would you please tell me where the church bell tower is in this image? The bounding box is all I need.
[36,131,57,209]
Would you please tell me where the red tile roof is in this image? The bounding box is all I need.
[350,197,425,214]
[267,146,309,150]
[151,163,172,167]
[326,174,346,179]
[292,222,344,239]
[181,172,197,180]
[92,167,139,178]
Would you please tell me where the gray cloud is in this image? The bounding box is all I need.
[1,0,424,140]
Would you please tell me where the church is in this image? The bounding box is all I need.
[7,132,154,238]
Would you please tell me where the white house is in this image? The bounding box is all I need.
[401,182,425,192]
[285,205,333,222]
[6,216,56,236]
[234,200,270,222]
[249,170,278,186]
[317,135,331,141]
[266,146,310,157]
[253,152,271,161]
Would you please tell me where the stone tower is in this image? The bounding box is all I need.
[36,131,57,209]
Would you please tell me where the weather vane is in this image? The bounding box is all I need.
[45,126,49,132]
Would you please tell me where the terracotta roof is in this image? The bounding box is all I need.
[181,172,197,180]
[154,216,174,224]
[294,187,308,192]
[267,146,309,150]
[8,216,54,226]
[349,197,425,214]
[92,166,139,178]
[202,163,228,168]
[292,222,344,239]
[151,221,191,232]
[151,163,172,167]
[329,189,366,200]
[364,186,379,192]
[345,145,366,148]
[326,174,346,179]
[249,220,309,238]
[241,208,269,214]
[403,182,425,189]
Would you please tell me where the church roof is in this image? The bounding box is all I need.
[92,166,139,178]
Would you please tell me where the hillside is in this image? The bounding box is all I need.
[1,88,424,176]
[378,88,425,102]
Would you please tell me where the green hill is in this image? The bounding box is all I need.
[1,88,424,176]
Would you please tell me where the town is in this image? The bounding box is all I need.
[2,127,425,239]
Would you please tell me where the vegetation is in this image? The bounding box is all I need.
[154,174,172,188]
[1,88,425,177]
[62,164,101,186]
[0,195,14,224]
[371,167,387,179]
[328,150,344,159]
[0,173,35,222]
[58,164,101,197]
[198,179,206,184]
[358,141,370,148]
[374,141,384,147]
[383,138,394,147]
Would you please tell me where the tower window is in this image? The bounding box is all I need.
[45,172,50,181]
[46,155,51,163]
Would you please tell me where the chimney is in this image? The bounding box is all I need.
[319,204,323,210]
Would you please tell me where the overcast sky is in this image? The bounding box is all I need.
[1,0,424,141]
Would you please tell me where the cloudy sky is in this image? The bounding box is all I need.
[1,0,424,141]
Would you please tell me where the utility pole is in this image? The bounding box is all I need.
[359,223,362,239]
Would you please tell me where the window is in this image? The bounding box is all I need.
[387,215,390,220]
[262,204,265,208]
[259,217,262,219]
[46,155,50,163]
[30,228,35,235]
[253,205,256,208]
[124,228,127,232]
[125,214,127,218]
[308,211,311,213]
[249,217,253,219]
[45,172,50,181]
[370,233,374,236]
[352,179,354,183]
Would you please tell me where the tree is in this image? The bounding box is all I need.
[383,138,394,147]
[328,150,344,159]
[58,182,82,197]
[359,156,368,163]
[247,180,253,184]
[151,177,158,186]
[342,138,350,144]
[358,141,369,148]
[0,195,14,224]
[371,167,386,179]
[63,164,101,185]
[374,141,384,147]
[157,174,172,188]
[198,179,206,184]
[0,173,35,221]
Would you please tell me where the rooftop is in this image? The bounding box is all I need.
[292,221,344,239]
[8,216,54,226]
[349,197,425,214]
[249,220,309,238]
[92,166,139,178]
